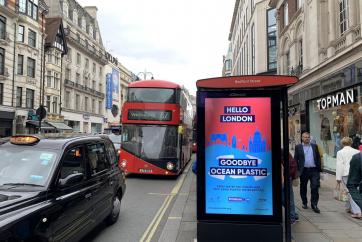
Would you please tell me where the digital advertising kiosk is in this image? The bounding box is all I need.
[196,75,298,242]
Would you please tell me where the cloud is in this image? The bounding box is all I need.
[78,0,234,94]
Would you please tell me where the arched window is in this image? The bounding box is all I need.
[284,3,289,26]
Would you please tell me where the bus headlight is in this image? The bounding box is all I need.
[166,162,174,170]
[121,159,127,168]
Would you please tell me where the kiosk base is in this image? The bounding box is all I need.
[197,221,283,242]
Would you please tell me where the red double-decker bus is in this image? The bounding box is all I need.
[119,80,193,176]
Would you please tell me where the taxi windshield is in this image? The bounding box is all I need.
[0,147,58,187]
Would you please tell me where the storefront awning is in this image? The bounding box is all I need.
[26,120,55,130]
[47,121,73,130]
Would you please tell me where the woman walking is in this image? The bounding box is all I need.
[336,137,361,218]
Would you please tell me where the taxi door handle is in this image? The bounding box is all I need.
[85,193,92,199]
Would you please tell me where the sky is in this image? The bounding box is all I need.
[77,0,235,95]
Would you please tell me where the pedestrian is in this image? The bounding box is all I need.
[281,149,299,224]
[294,131,322,213]
[192,159,197,174]
[336,137,361,217]
[346,152,362,219]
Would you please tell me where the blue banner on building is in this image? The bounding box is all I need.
[106,73,113,109]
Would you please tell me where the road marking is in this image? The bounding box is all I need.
[147,193,170,196]
[140,162,191,242]
[168,216,182,220]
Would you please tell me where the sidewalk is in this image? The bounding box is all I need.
[162,169,362,242]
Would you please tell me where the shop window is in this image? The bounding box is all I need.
[309,89,362,173]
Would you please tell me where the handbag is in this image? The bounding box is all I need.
[334,183,348,202]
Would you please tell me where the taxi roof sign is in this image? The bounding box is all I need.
[10,136,40,145]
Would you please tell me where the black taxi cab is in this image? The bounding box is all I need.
[0,134,126,242]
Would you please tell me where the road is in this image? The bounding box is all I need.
[81,156,194,242]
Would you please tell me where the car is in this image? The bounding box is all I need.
[0,134,126,242]
[107,133,122,156]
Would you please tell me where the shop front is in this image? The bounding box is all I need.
[0,111,14,137]
[308,86,362,172]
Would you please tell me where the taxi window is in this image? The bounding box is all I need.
[105,140,117,165]
[60,147,85,180]
[87,142,109,174]
[0,148,57,186]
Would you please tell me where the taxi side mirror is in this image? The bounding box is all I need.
[58,173,84,187]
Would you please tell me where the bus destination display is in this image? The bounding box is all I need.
[128,109,172,121]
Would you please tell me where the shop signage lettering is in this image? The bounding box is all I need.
[316,89,356,110]
[128,110,172,121]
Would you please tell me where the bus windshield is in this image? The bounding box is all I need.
[121,125,178,160]
[128,88,176,103]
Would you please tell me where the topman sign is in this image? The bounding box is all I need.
[316,88,356,110]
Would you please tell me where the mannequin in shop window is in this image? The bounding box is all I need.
[333,110,344,157]
[320,113,331,155]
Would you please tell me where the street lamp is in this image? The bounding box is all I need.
[137,69,154,80]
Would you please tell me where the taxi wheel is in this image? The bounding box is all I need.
[105,196,121,225]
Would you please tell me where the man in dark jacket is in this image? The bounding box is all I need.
[347,152,362,212]
[294,131,322,213]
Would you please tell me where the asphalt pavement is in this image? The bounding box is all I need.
[159,168,362,242]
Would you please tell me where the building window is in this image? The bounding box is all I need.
[339,0,348,34]
[52,96,58,114]
[285,51,290,74]
[28,29,36,48]
[0,83,3,105]
[65,68,71,80]
[54,52,60,65]
[298,39,303,71]
[92,63,96,73]
[66,47,72,61]
[17,0,26,13]
[17,55,24,75]
[85,58,89,69]
[62,1,68,17]
[98,100,102,114]
[65,91,70,108]
[0,48,4,75]
[76,73,80,84]
[23,0,38,20]
[54,72,60,89]
[85,96,89,112]
[18,25,25,42]
[0,16,6,40]
[77,53,81,65]
[68,9,73,20]
[267,9,277,71]
[75,94,80,110]
[16,87,22,107]
[46,70,52,87]
[284,3,289,26]
[27,57,35,78]
[46,95,51,111]
[99,67,102,78]
[251,23,255,74]
[92,99,95,113]
[92,80,96,90]
[26,89,34,109]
